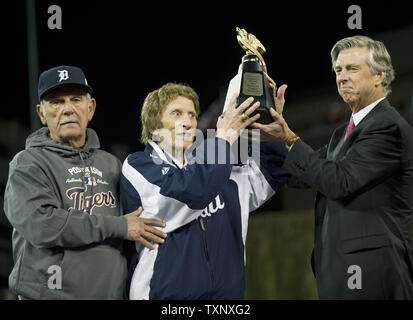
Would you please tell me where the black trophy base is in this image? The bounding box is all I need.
[236,54,275,125]
[249,106,273,124]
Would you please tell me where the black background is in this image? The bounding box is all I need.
[3,1,413,152]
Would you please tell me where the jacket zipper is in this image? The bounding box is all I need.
[199,217,214,287]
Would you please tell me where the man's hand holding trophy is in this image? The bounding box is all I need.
[222,27,288,142]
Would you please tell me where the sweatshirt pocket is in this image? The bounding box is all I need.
[58,245,127,299]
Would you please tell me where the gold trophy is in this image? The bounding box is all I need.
[224,27,275,124]
[236,27,267,71]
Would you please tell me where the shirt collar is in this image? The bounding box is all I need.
[352,97,385,126]
[147,140,188,169]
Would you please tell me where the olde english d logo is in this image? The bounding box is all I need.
[66,186,116,215]
[200,195,225,218]
[58,69,69,82]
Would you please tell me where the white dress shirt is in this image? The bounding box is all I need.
[351,97,385,126]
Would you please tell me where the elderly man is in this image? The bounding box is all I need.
[4,65,166,299]
[120,82,290,299]
[253,35,413,299]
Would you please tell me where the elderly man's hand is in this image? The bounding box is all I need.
[124,207,167,249]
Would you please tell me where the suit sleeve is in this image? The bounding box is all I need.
[286,144,328,189]
[4,157,127,249]
[282,122,401,199]
[259,141,291,191]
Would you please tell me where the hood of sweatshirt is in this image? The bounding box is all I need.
[25,126,100,154]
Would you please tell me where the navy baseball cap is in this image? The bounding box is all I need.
[38,65,93,101]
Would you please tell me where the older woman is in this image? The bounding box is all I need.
[121,82,289,299]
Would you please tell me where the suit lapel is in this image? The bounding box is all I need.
[353,98,390,127]
[328,99,390,160]
[327,124,347,160]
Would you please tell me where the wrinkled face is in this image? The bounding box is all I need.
[155,96,197,154]
[37,87,96,147]
[334,47,384,109]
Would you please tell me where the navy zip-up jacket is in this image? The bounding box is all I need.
[121,137,289,299]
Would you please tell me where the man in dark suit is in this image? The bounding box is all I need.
[252,35,413,299]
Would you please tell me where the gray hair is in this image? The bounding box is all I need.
[330,35,395,96]
[40,92,91,116]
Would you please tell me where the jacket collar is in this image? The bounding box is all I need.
[146,140,188,169]
[352,97,385,126]
[327,98,391,159]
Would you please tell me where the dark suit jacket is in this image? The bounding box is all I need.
[283,99,413,299]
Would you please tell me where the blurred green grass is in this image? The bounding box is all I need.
[245,210,317,300]
[245,210,413,300]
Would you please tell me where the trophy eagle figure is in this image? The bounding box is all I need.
[236,27,267,70]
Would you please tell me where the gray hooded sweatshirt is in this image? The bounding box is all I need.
[4,127,128,299]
